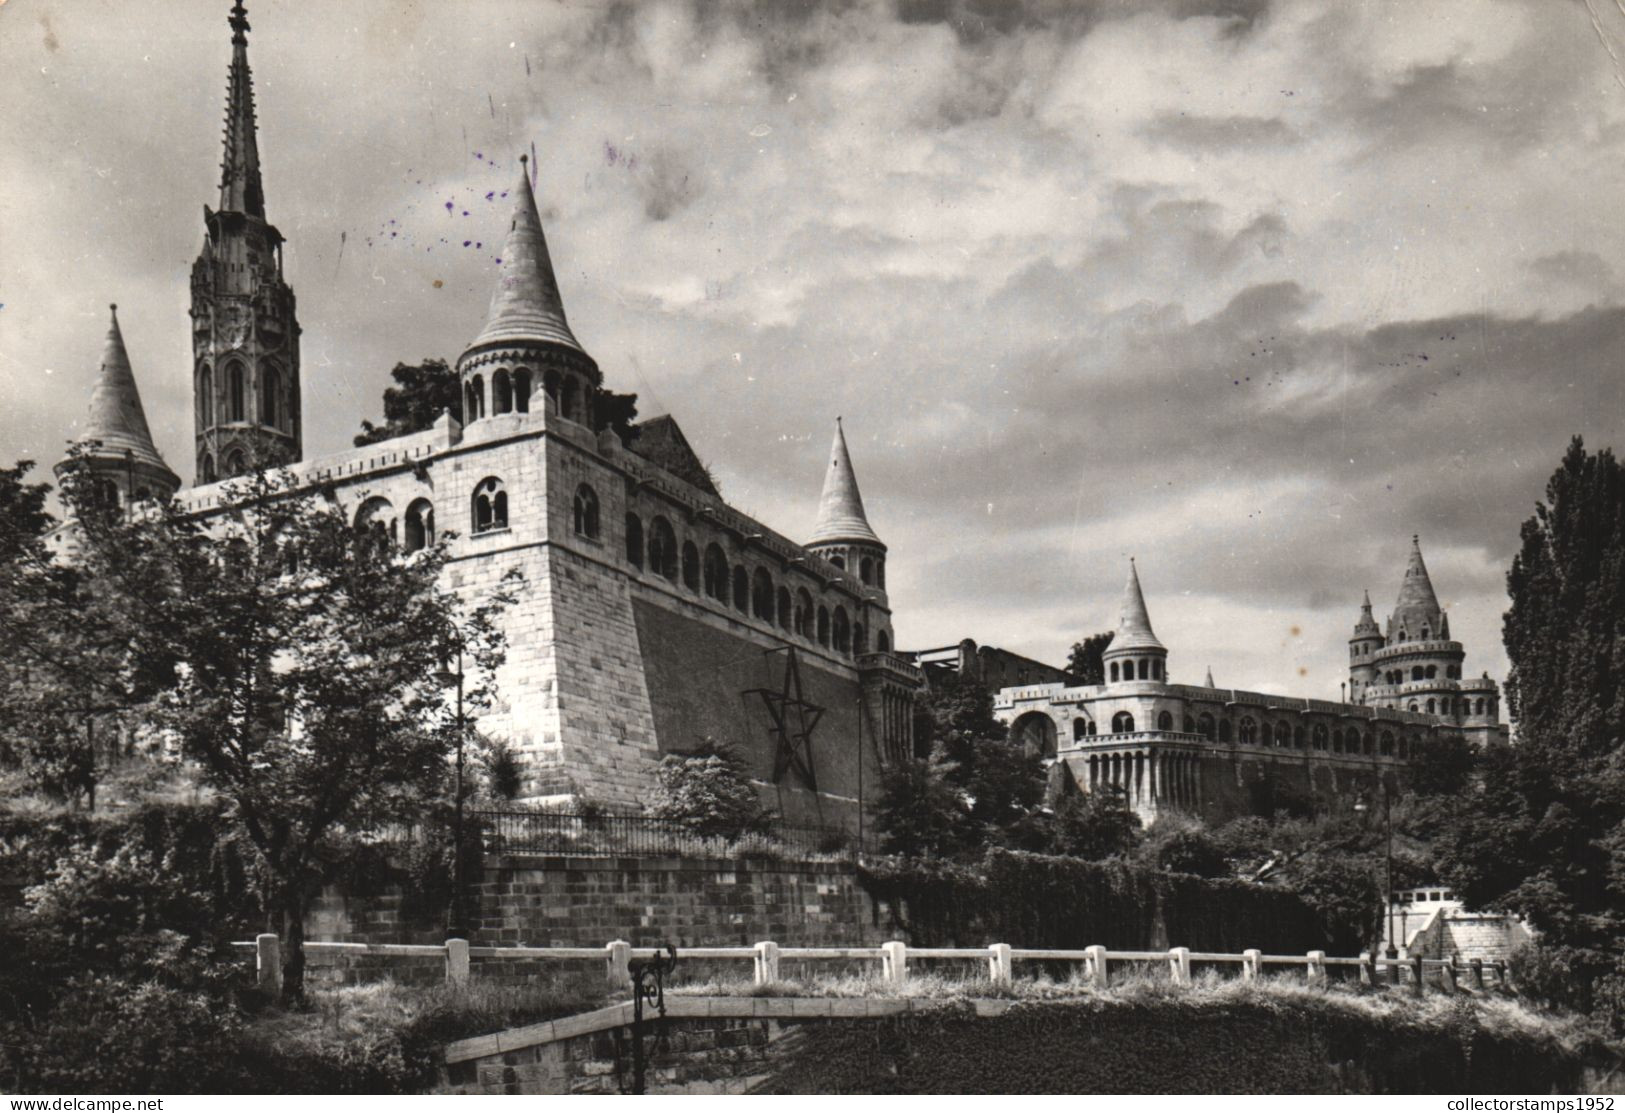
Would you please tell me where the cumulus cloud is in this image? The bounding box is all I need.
[4,0,1625,699]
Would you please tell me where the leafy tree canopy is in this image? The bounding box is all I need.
[354,359,462,446]
[1066,631,1113,686]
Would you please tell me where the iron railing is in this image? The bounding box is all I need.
[470,810,866,859]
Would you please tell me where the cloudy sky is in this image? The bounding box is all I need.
[4,0,1625,701]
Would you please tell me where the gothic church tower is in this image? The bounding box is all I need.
[191,1,301,483]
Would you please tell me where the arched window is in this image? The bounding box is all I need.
[1012,712,1059,760]
[1157,710,1173,731]
[225,449,247,477]
[572,485,600,539]
[1380,731,1395,756]
[1260,721,1273,746]
[493,370,513,415]
[1398,629,1407,642]
[464,381,478,423]
[860,557,874,585]
[1425,698,1435,714]
[1312,723,1328,750]
[1240,717,1257,744]
[1152,659,1163,680]
[795,588,815,638]
[732,566,749,613]
[472,477,507,534]
[1421,627,1429,640]
[1218,718,1233,743]
[817,606,830,647]
[200,452,217,484]
[543,369,560,412]
[561,378,579,421]
[471,375,486,419]
[1408,701,1419,713]
[752,568,774,621]
[261,365,281,429]
[831,554,846,569]
[682,540,700,591]
[1412,665,1425,681]
[1109,661,1120,683]
[1133,659,1146,680]
[404,499,435,553]
[877,561,886,589]
[1425,665,1437,680]
[198,364,214,427]
[1475,697,1485,715]
[356,496,397,544]
[777,587,793,629]
[703,544,729,600]
[1278,722,1293,748]
[1197,713,1215,740]
[514,369,532,413]
[1112,711,1135,734]
[625,513,644,569]
[1073,718,1093,741]
[877,630,890,653]
[649,517,678,580]
[832,607,851,653]
[226,362,246,422]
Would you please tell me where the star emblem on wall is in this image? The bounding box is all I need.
[745,647,825,792]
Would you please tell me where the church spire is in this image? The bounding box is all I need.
[466,156,586,356]
[808,418,881,547]
[218,1,265,218]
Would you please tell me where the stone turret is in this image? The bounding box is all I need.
[1363,535,1477,729]
[56,305,181,509]
[456,155,599,429]
[191,0,302,482]
[806,418,887,593]
[1103,559,1168,684]
[1348,589,1384,703]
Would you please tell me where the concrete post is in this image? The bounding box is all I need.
[881,941,908,991]
[988,943,1012,989]
[1242,949,1261,982]
[1169,947,1191,987]
[445,938,470,988]
[255,933,281,994]
[607,940,632,989]
[1410,954,1425,997]
[1468,958,1484,991]
[1359,952,1374,987]
[1440,958,1457,994]
[1306,950,1327,987]
[1085,945,1108,989]
[754,941,781,987]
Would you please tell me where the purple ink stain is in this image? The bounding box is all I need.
[475,242,482,249]
[463,240,471,247]
[445,201,454,213]
[485,192,494,201]
[462,211,469,216]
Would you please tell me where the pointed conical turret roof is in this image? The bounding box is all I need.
[1390,535,1445,639]
[1204,666,1216,687]
[808,418,882,547]
[465,156,586,357]
[218,2,265,218]
[1108,559,1166,653]
[1353,589,1381,638]
[73,306,177,479]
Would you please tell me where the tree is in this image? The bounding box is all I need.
[872,751,967,857]
[0,455,152,809]
[66,466,515,1001]
[354,359,461,446]
[647,742,772,838]
[594,389,640,443]
[1045,786,1141,860]
[1433,437,1625,1018]
[919,671,1047,847]
[1066,631,1113,685]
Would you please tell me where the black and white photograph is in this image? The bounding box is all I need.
[1,0,1624,1098]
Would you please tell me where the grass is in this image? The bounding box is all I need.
[668,964,1602,1047]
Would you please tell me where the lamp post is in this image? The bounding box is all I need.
[434,648,469,940]
[1354,780,1399,969]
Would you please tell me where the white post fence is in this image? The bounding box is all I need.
[235,934,1512,997]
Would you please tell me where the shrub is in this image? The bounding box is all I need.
[648,743,773,839]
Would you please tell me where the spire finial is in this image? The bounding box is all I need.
[229,1,250,45]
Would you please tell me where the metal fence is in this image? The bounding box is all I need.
[470,810,866,859]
